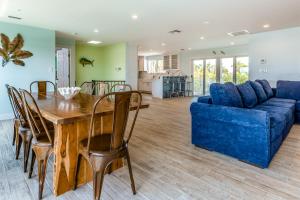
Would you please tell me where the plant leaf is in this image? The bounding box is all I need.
[0,33,10,51]
[12,59,25,66]
[9,33,24,54]
[11,50,33,59]
[0,48,9,61]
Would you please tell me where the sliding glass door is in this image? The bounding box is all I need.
[193,60,204,96]
[193,59,217,96]
[193,56,249,96]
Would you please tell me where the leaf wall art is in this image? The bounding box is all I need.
[0,33,33,67]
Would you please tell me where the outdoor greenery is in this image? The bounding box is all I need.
[193,58,249,95]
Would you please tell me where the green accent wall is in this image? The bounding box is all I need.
[76,42,126,86]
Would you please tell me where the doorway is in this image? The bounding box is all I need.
[56,48,70,88]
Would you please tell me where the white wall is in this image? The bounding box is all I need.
[125,43,138,89]
[179,45,249,76]
[0,22,55,120]
[249,27,300,87]
[56,37,76,86]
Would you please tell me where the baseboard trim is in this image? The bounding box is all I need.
[0,113,14,121]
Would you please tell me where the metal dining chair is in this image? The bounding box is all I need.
[81,81,94,95]
[8,86,32,172]
[30,81,56,95]
[110,83,132,93]
[93,82,109,96]
[6,84,18,145]
[20,89,54,200]
[73,91,142,200]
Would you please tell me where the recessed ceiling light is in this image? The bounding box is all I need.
[161,43,166,46]
[203,21,210,24]
[230,42,235,46]
[93,29,99,33]
[131,14,138,20]
[150,49,153,51]
[200,36,205,40]
[88,40,102,44]
[188,48,192,50]
[263,24,270,28]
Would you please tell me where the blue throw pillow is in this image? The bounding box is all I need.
[256,79,273,98]
[250,81,268,103]
[210,82,243,108]
[237,81,258,108]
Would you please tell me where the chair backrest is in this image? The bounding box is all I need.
[20,89,53,144]
[87,91,142,152]
[6,84,17,118]
[8,86,27,126]
[110,84,132,93]
[30,81,56,95]
[80,81,93,95]
[93,82,109,96]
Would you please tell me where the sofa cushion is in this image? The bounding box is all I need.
[197,96,212,104]
[277,80,300,100]
[237,81,258,108]
[261,99,295,112]
[296,100,300,112]
[267,97,296,104]
[210,82,243,108]
[250,81,268,103]
[256,79,273,98]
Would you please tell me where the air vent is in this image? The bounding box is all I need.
[8,16,22,20]
[227,30,249,37]
[169,29,182,34]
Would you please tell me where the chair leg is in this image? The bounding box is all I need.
[23,137,32,173]
[73,154,82,190]
[13,123,16,146]
[37,155,50,200]
[15,134,22,160]
[126,150,136,195]
[93,165,106,200]
[29,149,36,178]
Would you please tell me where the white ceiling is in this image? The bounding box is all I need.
[1,0,300,55]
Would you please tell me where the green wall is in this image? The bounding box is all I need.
[76,42,126,86]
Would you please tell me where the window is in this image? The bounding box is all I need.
[193,56,249,96]
[236,57,249,84]
[144,56,165,73]
[220,58,234,83]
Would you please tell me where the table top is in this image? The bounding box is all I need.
[32,92,149,124]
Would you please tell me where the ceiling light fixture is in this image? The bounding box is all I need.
[131,14,138,20]
[0,0,8,17]
[203,21,210,24]
[263,24,270,28]
[188,48,192,50]
[227,30,250,37]
[88,40,102,44]
[94,29,99,33]
[161,43,166,46]
[200,36,205,40]
[230,42,235,46]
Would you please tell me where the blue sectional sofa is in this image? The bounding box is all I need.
[190,80,300,168]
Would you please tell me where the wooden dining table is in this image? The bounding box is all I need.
[32,92,149,196]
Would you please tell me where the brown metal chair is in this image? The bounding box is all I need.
[73,91,142,200]
[20,89,54,200]
[8,86,33,172]
[30,81,56,96]
[110,83,132,93]
[81,81,94,95]
[93,82,109,96]
[6,84,18,145]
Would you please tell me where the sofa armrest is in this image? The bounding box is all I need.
[190,102,271,168]
[197,96,212,104]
